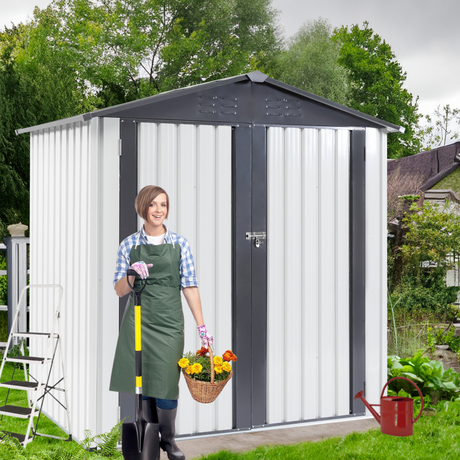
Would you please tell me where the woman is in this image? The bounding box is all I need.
[110,185,212,460]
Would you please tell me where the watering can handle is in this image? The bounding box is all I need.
[381,376,424,423]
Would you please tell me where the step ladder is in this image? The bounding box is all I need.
[0,284,72,447]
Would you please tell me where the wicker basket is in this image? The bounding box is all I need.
[182,347,233,404]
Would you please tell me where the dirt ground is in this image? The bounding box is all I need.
[432,345,460,374]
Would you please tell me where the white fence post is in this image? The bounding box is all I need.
[3,236,30,345]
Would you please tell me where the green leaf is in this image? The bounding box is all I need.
[401,372,423,383]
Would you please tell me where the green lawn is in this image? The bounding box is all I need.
[0,362,69,439]
[0,362,97,459]
[198,402,460,460]
[1,359,460,459]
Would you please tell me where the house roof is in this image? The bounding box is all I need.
[387,141,460,217]
[16,71,403,135]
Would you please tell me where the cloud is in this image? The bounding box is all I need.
[271,0,460,115]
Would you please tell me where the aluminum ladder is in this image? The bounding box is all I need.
[0,285,72,447]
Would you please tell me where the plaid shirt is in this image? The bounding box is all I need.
[113,226,198,289]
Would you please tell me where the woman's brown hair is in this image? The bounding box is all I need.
[135,185,169,221]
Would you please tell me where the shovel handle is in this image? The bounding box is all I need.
[126,269,148,292]
[127,269,147,305]
[126,269,145,395]
[382,376,424,422]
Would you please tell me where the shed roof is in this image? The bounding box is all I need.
[387,141,460,217]
[17,71,403,134]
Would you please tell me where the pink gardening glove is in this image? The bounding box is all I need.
[197,324,213,348]
[129,261,153,279]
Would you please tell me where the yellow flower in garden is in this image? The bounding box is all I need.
[178,358,189,368]
[222,362,231,372]
[214,365,223,374]
[213,356,223,366]
[191,363,203,374]
[185,366,193,375]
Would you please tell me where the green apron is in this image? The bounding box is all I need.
[109,242,184,399]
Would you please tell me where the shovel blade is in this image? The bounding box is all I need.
[122,421,160,460]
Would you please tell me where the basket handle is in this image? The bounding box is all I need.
[382,376,424,423]
[209,347,215,384]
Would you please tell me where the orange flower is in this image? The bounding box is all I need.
[196,347,208,357]
[223,350,237,362]
[185,366,193,375]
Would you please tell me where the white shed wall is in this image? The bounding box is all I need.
[26,117,387,440]
[138,123,233,435]
[29,118,120,441]
[365,128,388,409]
[266,127,350,424]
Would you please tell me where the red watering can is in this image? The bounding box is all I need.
[354,376,424,437]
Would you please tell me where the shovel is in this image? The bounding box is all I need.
[122,269,160,460]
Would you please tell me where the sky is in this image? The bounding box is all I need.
[2,0,460,121]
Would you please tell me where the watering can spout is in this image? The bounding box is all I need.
[354,390,381,424]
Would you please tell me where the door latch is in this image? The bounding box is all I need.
[246,232,266,248]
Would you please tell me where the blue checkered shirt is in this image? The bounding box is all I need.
[113,226,198,289]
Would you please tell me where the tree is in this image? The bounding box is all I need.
[269,18,349,105]
[0,25,33,237]
[333,22,422,159]
[42,0,281,106]
[420,105,460,151]
[388,200,460,314]
[0,18,89,238]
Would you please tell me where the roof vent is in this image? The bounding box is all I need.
[247,71,268,83]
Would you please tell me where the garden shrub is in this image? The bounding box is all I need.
[387,351,460,406]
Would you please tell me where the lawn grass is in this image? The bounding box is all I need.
[0,361,90,459]
[0,362,69,440]
[197,401,460,460]
[1,360,460,459]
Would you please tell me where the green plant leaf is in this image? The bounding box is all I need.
[401,372,423,382]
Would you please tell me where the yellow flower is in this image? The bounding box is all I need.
[214,365,223,374]
[185,366,193,375]
[213,356,223,366]
[178,358,189,368]
[222,362,231,372]
[191,363,203,374]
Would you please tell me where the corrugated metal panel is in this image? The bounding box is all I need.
[365,128,388,408]
[266,127,350,424]
[138,123,233,435]
[29,118,120,442]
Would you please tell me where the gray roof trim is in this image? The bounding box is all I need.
[16,71,403,134]
[16,113,90,134]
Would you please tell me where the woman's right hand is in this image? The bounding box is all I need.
[129,261,153,279]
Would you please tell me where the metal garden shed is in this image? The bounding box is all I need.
[16,71,399,442]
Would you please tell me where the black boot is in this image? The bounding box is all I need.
[143,398,159,424]
[157,406,185,460]
[141,399,160,460]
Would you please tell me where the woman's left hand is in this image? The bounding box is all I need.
[197,324,213,348]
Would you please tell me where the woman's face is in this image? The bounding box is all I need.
[144,193,168,235]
